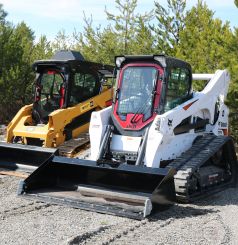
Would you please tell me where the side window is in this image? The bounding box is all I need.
[84,74,98,94]
[39,72,65,113]
[70,73,99,105]
[165,67,190,111]
[74,73,84,87]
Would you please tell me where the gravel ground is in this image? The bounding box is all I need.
[1,173,238,245]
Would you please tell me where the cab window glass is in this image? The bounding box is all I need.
[70,73,99,105]
[165,67,190,111]
[41,73,63,95]
[39,71,64,113]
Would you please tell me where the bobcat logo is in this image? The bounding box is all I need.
[126,124,137,129]
[168,119,173,127]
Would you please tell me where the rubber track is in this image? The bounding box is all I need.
[167,134,235,202]
[58,133,89,157]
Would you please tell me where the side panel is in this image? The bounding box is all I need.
[144,70,230,168]
[207,104,229,136]
[89,106,111,160]
[144,118,197,168]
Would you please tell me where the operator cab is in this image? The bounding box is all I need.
[112,55,192,136]
[32,50,113,124]
[33,67,66,123]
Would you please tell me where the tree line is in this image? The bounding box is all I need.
[0,0,237,140]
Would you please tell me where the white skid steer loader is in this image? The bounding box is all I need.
[18,55,238,219]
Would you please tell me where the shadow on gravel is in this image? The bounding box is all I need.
[148,204,218,222]
[189,187,238,207]
[147,187,238,222]
[105,186,238,223]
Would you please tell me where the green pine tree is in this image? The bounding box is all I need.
[105,0,153,54]
[235,0,238,8]
[32,35,53,61]
[152,0,186,55]
[0,3,7,24]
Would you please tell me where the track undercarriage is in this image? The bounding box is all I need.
[168,135,238,202]
[97,133,238,203]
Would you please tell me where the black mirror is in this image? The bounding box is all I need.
[113,68,117,78]
[32,83,35,97]
[32,73,41,100]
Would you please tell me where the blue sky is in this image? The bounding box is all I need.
[1,0,238,41]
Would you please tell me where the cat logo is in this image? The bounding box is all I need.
[81,101,94,112]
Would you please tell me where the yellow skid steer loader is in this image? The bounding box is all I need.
[0,50,113,170]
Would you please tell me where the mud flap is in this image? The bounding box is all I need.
[18,156,176,219]
[0,142,58,171]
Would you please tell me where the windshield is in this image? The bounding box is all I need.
[117,66,158,120]
[38,70,65,113]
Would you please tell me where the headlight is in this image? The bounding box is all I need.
[115,56,125,68]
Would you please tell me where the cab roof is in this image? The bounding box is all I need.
[32,50,114,77]
[115,55,192,72]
